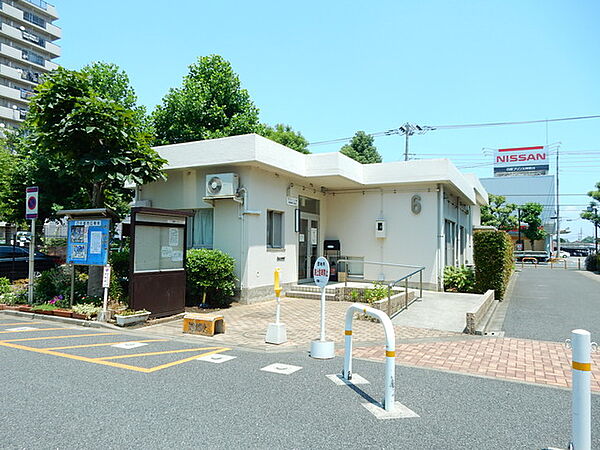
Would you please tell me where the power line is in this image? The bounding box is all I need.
[309,114,600,147]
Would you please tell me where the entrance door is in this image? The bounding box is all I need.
[298,212,319,282]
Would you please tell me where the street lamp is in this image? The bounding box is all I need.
[587,204,599,254]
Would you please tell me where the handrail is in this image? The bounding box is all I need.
[336,258,425,316]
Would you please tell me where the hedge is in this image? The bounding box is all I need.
[186,249,237,307]
[473,230,513,300]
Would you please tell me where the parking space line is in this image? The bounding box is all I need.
[1,332,120,343]
[95,347,223,361]
[0,322,44,327]
[46,339,168,350]
[0,327,66,334]
[145,348,231,373]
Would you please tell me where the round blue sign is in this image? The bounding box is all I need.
[27,196,36,210]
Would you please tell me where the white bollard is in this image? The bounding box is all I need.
[571,329,592,450]
[342,303,395,411]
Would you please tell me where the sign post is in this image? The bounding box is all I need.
[265,268,287,344]
[25,187,38,305]
[310,256,334,359]
[97,265,111,322]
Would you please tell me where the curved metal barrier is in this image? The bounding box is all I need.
[548,257,567,269]
[342,303,396,411]
[520,257,538,268]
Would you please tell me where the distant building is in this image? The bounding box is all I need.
[0,0,60,128]
[480,175,555,251]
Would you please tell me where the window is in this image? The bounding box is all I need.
[267,210,283,248]
[22,49,44,66]
[186,209,213,249]
[23,11,45,28]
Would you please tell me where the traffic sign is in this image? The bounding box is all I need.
[313,256,330,288]
[102,265,111,288]
[25,186,38,219]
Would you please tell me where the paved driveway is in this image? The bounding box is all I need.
[502,267,600,341]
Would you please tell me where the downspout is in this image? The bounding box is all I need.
[233,188,247,301]
[437,184,445,291]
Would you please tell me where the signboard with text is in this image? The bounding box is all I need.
[313,256,330,288]
[494,146,548,177]
[66,218,110,266]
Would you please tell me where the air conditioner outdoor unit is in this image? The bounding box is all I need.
[205,173,239,197]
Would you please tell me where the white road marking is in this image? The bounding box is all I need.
[111,342,149,349]
[6,327,38,332]
[326,373,370,385]
[260,363,302,375]
[362,401,420,420]
[196,354,237,364]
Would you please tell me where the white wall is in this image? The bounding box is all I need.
[324,188,440,287]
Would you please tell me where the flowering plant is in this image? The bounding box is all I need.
[48,295,63,305]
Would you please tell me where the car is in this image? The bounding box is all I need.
[0,245,59,280]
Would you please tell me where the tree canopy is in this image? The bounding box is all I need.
[0,63,165,223]
[480,194,518,231]
[340,131,382,164]
[152,55,260,145]
[259,123,309,154]
[580,181,600,226]
[519,202,548,248]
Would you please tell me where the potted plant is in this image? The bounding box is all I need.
[114,309,151,326]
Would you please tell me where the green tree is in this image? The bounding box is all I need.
[520,202,548,249]
[152,55,260,145]
[340,131,382,164]
[259,123,310,154]
[580,181,600,228]
[1,65,166,223]
[480,194,518,231]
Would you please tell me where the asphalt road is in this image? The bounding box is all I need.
[502,265,600,342]
[1,317,598,449]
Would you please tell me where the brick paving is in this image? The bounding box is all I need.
[349,337,600,392]
[142,297,458,351]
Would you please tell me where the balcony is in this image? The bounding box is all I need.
[0,2,61,40]
[0,84,22,102]
[0,43,23,62]
[22,0,59,21]
[0,105,24,122]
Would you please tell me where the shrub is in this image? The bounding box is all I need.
[72,303,101,319]
[0,277,11,295]
[444,266,475,293]
[584,253,599,271]
[33,266,87,305]
[186,249,237,307]
[473,230,513,300]
[109,248,130,304]
[363,281,388,304]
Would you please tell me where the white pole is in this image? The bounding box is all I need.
[275,293,281,324]
[101,286,109,323]
[27,218,35,304]
[320,287,326,341]
[571,329,591,450]
[342,303,396,411]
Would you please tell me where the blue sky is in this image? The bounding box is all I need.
[54,0,600,240]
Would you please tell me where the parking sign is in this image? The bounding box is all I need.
[25,186,38,219]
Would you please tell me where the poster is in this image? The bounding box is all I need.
[169,228,179,247]
[71,244,86,259]
[161,246,173,258]
[310,228,318,245]
[89,231,102,254]
[171,250,184,262]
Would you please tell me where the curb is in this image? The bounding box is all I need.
[0,310,121,330]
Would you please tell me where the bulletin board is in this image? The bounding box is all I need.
[66,218,110,266]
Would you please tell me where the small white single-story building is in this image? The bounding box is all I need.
[136,134,488,303]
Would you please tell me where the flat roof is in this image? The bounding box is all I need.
[154,134,488,205]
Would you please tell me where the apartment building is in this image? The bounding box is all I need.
[0,0,59,129]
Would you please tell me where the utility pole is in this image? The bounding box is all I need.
[404,122,410,161]
[517,208,522,250]
[555,144,561,257]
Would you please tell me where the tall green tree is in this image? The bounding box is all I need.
[340,131,382,164]
[520,202,548,249]
[0,64,166,224]
[152,55,260,145]
[480,194,518,231]
[259,123,310,154]
[580,181,600,229]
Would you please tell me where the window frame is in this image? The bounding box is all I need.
[266,210,284,249]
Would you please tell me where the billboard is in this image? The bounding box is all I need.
[494,146,549,177]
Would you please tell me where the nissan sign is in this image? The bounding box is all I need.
[494,146,549,177]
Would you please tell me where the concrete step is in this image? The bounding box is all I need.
[286,290,337,301]
[289,285,336,294]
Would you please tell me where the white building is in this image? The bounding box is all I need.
[137,134,488,303]
[0,0,60,128]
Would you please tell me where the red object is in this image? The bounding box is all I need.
[498,146,544,152]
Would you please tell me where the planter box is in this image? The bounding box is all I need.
[33,309,54,315]
[5,305,21,311]
[53,309,73,318]
[72,313,87,320]
[115,312,150,327]
[18,305,32,312]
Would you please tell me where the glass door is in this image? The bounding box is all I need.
[298,212,319,282]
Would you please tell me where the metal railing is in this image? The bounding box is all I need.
[24,0,48,10]
[337,259,425,317]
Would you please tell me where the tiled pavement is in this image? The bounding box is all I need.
[349,337,600,392]
[143,297,460,351]
[142,296,597,393]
